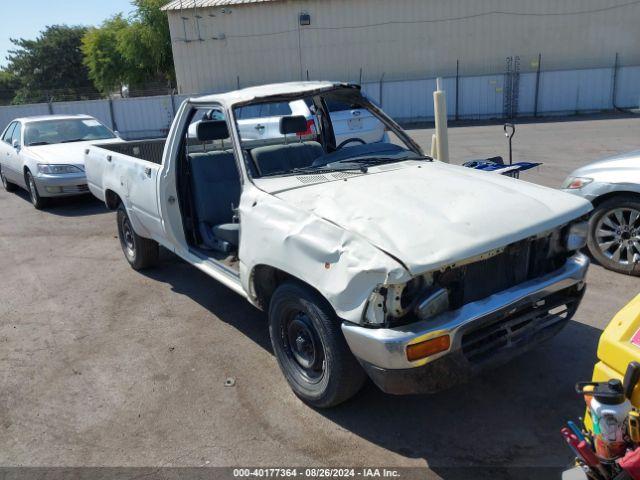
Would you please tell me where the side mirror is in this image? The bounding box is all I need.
[12,139,20,151]
[114,130,121,138]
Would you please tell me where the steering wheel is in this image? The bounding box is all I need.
[336,138,366,150]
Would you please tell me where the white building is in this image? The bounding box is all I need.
[163,0,640,96]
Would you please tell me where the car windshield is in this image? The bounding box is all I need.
[24,118,116,146]
[232,90,426,178]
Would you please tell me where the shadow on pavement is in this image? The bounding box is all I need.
[144,249,272,352]
[144,251,601,479]
[9,189,109,217]
[319,320,600,479]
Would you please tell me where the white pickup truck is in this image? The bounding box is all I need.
[85,81,592,407]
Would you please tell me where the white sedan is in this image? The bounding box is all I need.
[0,114,123,209]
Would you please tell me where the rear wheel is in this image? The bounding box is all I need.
[117,203,159,270]
[587,195,640,276]
[25,170,47,209]
[268,282,366,408]
[0,165,17,192]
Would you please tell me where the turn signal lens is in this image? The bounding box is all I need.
[562,176,593,190]
[406,335,450,362]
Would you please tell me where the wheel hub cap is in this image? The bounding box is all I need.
[287,314,321,371]
[122,219,135,255]
[595,207,640,265]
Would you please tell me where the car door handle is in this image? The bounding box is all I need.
[255,124,265,131]
[144,167,152,177]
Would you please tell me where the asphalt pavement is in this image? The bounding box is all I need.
[1,114,638,478]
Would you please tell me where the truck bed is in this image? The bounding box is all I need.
[97,139,166,165]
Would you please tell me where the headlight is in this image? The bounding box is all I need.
[565,221,589,251]
[562,176,593,189]
[37,164,84,175]
[363,274,450,326]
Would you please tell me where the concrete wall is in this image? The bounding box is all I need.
[167,0,640,94]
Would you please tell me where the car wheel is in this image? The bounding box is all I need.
[1,166,17,192]
[268,282,366,408]
[587,195,640,276]
[117,203,159,270]
[25,170,47,209]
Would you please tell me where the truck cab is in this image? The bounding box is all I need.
[85,81,593,407]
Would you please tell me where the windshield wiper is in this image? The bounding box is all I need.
[27,141,50,146]
[332,154,430,166]
[61,138,86,143]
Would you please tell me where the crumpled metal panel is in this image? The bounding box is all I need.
[273,161,593,275]
[238,185,411,323]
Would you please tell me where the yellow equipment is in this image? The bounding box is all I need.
[586,294,640,431]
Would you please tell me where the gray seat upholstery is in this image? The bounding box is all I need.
[212,223,240,246]
[189,150,241,252]
[251,141,323,176]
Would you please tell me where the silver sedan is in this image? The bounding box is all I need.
[562,150,640,276]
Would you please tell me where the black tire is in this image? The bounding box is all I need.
[117,203,159,270]
[587,195,640,276]
[268,282,366,408]
[0,165,17,192]
[25,170,48,209]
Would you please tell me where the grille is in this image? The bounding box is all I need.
[62,184,90,194]
[296,175,329,184]
[460,287,581,364]
[331,171,361,179]
[438,237,566,309]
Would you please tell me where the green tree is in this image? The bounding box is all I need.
[82,15,141,94]
[128,0,175,84]
[0,70,20,106]
[82,0,175,94]
[6,25,99,103]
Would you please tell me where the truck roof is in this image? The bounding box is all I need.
[190,81,353,107]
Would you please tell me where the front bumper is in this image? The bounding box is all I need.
[34,173,89,197]
[342,253,589,394]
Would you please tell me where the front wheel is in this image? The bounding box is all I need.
[268,282,366,408]
[117,204,159,270]
[1,165,17,192]
[587,195,640,276]
[25,170,47,209]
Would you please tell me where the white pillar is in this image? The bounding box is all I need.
[433,78,450,163]
[430,134,438,159]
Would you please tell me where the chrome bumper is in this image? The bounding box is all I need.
[342,253,589,371]
[35,173,89,197]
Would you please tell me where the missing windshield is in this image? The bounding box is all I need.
[231,88,426,179]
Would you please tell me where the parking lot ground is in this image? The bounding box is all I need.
[1,114,638,477]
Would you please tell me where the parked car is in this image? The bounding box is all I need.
[189,98,386,146]
[85,81,592,408]
[562,150,640,276]
[0,114,122,209]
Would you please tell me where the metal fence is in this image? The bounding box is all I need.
[1,64,638,140]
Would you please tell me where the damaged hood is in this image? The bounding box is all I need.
[274,161,592,274]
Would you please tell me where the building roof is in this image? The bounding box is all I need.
[161,0,281,11]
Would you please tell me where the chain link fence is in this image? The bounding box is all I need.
[1,59,638,140]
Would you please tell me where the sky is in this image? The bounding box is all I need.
[0,0,134,67]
